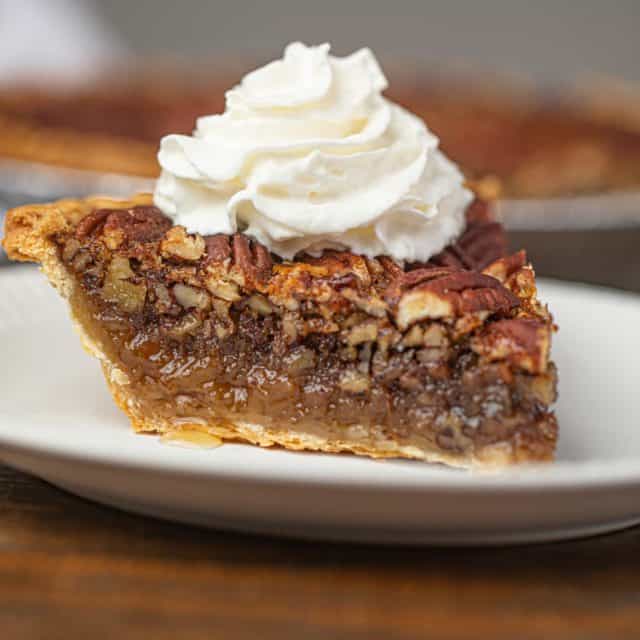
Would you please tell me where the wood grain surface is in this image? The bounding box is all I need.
[1,464,639,639]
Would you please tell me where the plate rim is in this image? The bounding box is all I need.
[3,434,640,494]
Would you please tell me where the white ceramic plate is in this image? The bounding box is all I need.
[1,267,640,545]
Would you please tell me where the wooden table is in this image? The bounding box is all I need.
[2,464,640,639]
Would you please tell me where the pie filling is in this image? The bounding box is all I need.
[50,200,557,466]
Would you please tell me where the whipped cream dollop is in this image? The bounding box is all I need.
[154,42,472,262]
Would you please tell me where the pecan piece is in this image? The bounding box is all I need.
[283,347,317,375]
[401,325,424,347]
[423,324,448,347]
[231,234,273,287]
[205,276,241,302]
[389,268,519,330]
[378,255,404,279]
[153,283,173,312]
[173,283,210,310]
[161,226,205,262]
[471,318,551,374]
[211,299,235,339]
[93,206,172,244]
[425,200,506,271]
[465,198,493,225]
[76,209,110,238]
[61,237,81,264]
[103,226,125,250]
[339,370,371,393]
[305,251,372,288]
[102,256,146,313]
[204,235,232,263]
[345,320,378,345]
[341,288,388,318]
[167,312,202,339]
[282,312,301,343]
[247,294,274,315]
[483,251,527,284]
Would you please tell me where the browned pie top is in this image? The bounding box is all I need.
[70,199,509,310]
[0,88,220,144]
[34,196,551,376]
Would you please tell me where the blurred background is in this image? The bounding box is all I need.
[96,0,640,85]
[1,0,639,288]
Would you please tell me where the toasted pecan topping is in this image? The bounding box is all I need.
[305,251,373,288]
[464,198,493,225]
[377,255,405,280]
[386,267,520,330]
[428,200,506,271]
[59,201,551,381]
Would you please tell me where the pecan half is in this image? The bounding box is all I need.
[471,318,551,374]
[76,209,110,238]
[483,251,527,283]
[387,268,520,330]
[203,233,273,289]
[204,235,232,264]
[79,206,171,244]
[231,234,273,287]
[426,200,506,271]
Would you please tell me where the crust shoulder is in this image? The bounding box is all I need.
[2,193,154,263]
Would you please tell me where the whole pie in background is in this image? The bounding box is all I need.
[1,68,639,199]
[0,74,223,178]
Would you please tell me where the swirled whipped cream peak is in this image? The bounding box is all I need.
[154,42,473,262]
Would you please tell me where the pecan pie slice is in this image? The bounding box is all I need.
[3,195,557,468]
